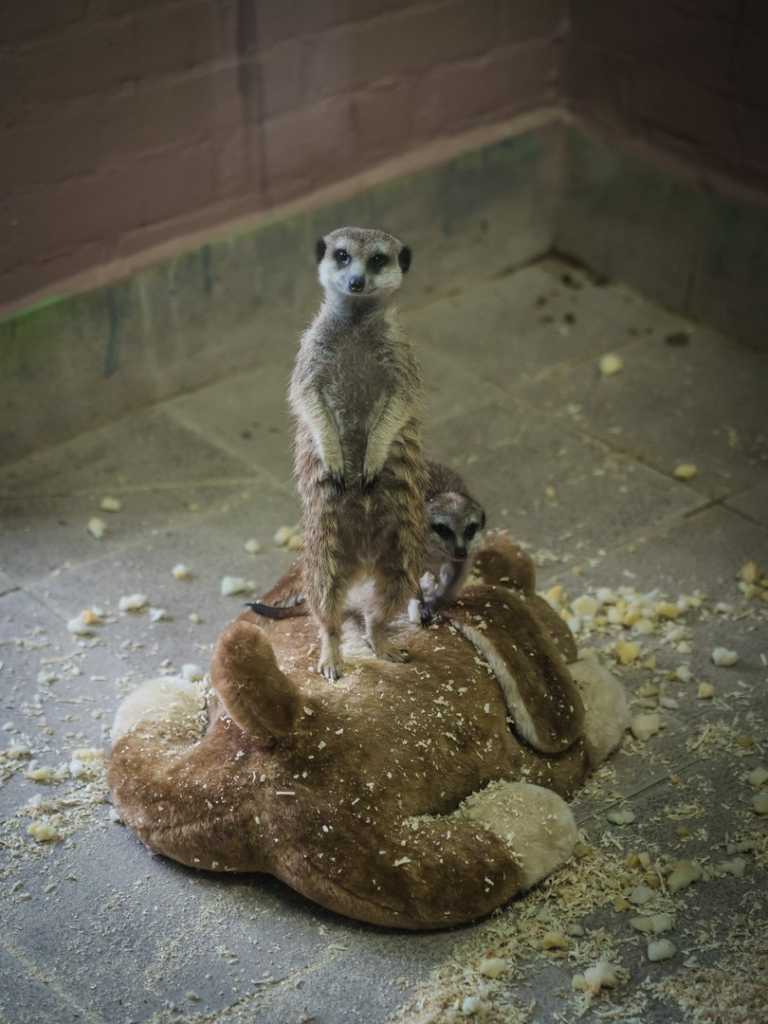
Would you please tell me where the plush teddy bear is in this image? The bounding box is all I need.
[108,535,627,930]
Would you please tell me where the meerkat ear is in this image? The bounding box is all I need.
[398,245,412,273]
[315,238,327,263]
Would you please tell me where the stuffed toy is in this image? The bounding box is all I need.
[108,535,627,930]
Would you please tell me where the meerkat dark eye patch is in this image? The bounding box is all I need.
[464,523,478,542]
[368,252,389,272]
[315,238,326,263]
[334,248,351,266]
[431,523,454,542]
[398,245,412,273]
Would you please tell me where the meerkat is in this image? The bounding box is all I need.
[246,461,486,622]
[416,461,487,622]
[289,227,427,681]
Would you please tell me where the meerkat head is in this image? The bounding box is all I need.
[315,227,411,306]
[427,492,487,564]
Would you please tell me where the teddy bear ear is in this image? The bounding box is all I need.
[398,245,412,273]
[315,237,327,263]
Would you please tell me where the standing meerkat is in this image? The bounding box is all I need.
[290,227,427,680]
[247,461,487,624]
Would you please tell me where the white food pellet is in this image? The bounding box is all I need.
[572,595,599,617]
[181,664,204,682]
[630,713,660,742]
[67,613,95,636]
[697,682,715,699]
[188,612,203,624]
[220,576,252,596]
[599,353,623,376]
[748,766,768,788]
[630,913,673,935]
[149,607,170,623]
[28,821,60,843]
[100,496,122,512]
[461,995,482,1017]
[667,860,701,892]
[711,647,739,667]
[244,539,262,555]
[673,464,698,481]
[647,939,676,962]
[573,960,620,995]
[25,766,56,783]
[674,665,692,683]
[478,957,507,979]
[607,807,636,825]
[87,516,107,539]
[273,526,295,547]
[118,593,148,613]
[287,533,304,551]
[753,792,768,815]
[172,563,193,580]
[628,884,654,906]
[720,857,746,877]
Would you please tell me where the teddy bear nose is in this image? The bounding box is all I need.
[348,275,365,293]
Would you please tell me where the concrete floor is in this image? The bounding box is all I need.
[1,257,767,1023]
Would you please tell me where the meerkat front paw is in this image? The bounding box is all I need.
[361,455,383,493]
[322,467,346,494]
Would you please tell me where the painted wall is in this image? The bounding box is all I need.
[567,0,768,193]
[0,0,564,307]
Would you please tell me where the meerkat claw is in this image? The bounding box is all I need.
[319,657,343,682]
[325,471,346,494]
[419,600,439,626]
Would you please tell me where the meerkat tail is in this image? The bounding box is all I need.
[244,599,308,620]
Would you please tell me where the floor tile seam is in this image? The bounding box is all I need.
[0,473,285,502]
[484,327,654,389]
[0,934,108,1024]
[720,500,768,534]
[567,420,730,501]
[534,504,711,591]
[184,942,352,1022]
[15,485,268,599]
[401,251,553,318]
[136,406,294,498]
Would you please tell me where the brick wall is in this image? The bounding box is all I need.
[567,0,768,192]
[0,0,563,307]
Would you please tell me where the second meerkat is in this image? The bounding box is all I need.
[290,227,427,681]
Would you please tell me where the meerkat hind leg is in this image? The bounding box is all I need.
[318,620,344,681]
[364,573,412,663]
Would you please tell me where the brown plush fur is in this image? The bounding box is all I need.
[108,537,624,930]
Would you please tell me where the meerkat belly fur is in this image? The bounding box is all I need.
[247,460,486,624]
[290,227,427,681]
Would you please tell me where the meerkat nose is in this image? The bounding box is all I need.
[348,275,365,293]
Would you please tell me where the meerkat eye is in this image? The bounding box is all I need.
[334,248,350,266]
[368,252,389,272]
[464,523,479,542]
[431,523,454,543]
